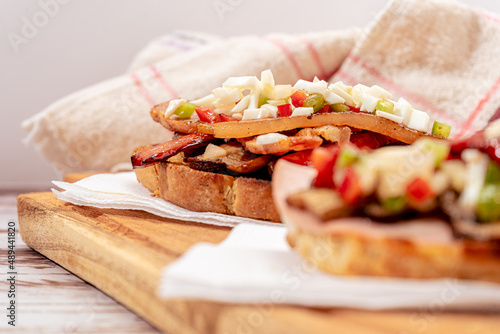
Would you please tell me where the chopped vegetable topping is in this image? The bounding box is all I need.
[432,121,451,138]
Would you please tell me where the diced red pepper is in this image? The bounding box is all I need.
[281,150,314,166]
[349,106,362,113]
[406,177,434,203]
[291,90,307,107]
[277,104,293,117]
[196,107,221,123]
[338,167,362,205]
[219,114,239,122]
[311,145,340,188]
[317,104,332,114]
[350,132,381,150]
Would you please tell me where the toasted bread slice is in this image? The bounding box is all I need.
[287,226,500,283]
[134,161,280,222]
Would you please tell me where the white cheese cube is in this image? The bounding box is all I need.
[231,95,251,113]
[212,87,229,98]
[241,108,275,120]
[164,99,186,117]
[351,84,370,107]
[293,79,326,96]
[191,94,216,107]
[406,109,430,132]
[459,150,489,211]
[223,76,262,91]
[255,133,288,145]
[291,107,314,117]
[212,88,242,108]
[328,84,355,106]
[367,85,392,100]
[261,104,278,118]
[324,90,345,105]
[394,97,413,124]
[248,92,260,109]
[274,85,292,100]
[376,110,403,123]
[260,69,275,88]
[359,93,379,113]
[312,77,328,87]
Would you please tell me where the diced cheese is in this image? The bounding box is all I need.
[293,79,326,96]
[248,92,260,109]
[260,69,275,88]
[376,110,403,123]
[164,99,186,117]
[367,85,392,100]
[242,108,275,120]
[274,85,292,100]
[328,84,355,106]
[190,94,216,107]
[266,99,287,106]
[459,149,489,212]
[255,133,288,145]
[202,144,228,159]
[312,77,328,87]
[406,109,430,132]
[291,107,314,117]
[359,93,379,113]
[212,88,242,107]
[212,87,229,98]
[231,95,251,113]
[394,97,413,124]
[223,76,262,91]
[261,104,278,118]
[232,113,243,120]
[351,84,369,107]
[324,90,345,105]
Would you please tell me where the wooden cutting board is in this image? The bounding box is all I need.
[17,192,500,334]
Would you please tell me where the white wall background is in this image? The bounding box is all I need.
[1,0,499,190]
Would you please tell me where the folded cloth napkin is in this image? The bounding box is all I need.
[159,223,500,310]
[334,0,500,138]
[23,0,500,177]
[51,172,275,228]
[23,29,359,175]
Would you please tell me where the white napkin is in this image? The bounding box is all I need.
[51,172,276,228]
[159,223,500,310]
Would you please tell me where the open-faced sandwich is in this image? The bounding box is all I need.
[273,120,500,282]
[132,70,450,222]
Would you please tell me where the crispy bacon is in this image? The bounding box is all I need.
[131,133,214,168]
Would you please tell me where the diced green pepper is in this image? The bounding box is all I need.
[258,96,269,107]
[477,184,500,222]
[382,196,407,214]
[431,121,451,139]
[336,147,358,168]
[416,138,450,167]
[332,103,350,112]
[302,93,325,112]
[174,102,196,119]
[375,100,394,114]
[485,161,500,185]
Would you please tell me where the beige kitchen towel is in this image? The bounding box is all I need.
[22,29,359,174]
[333,0,500,138]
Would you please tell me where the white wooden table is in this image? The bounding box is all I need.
[0,191,159,333]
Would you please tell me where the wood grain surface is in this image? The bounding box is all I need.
[0,191,157,334]
[17,192,500,334]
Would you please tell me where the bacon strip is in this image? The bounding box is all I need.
[131,133,214,168]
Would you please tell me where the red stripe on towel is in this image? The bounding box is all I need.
[130,73,155,106]
[300,37,327,80]
[347,54,459,125]
[149,65,179,98]
[268,39,305,79]
[456,76,500,138]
